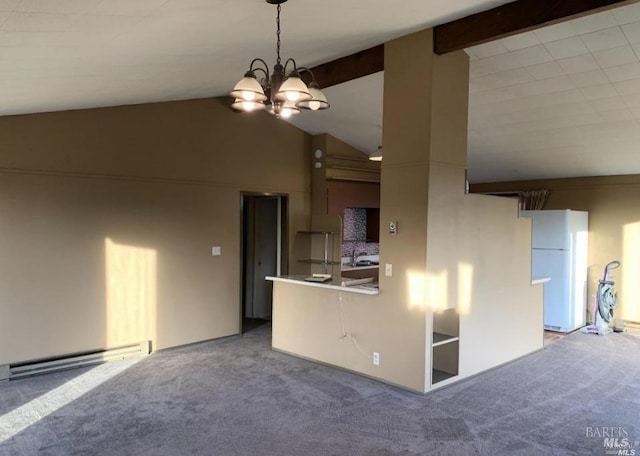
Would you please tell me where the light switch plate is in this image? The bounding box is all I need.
[389,221,397,235]
[385,264,393,277]
[212,246,221,256]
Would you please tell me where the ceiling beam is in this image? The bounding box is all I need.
[434,0,638,54]
[304,0,636,87]
[306,45,383,89]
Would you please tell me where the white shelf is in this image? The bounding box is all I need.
[432,332,459,347]
[299,259,342,265]
[297,230,339,274]
[431,308,459,386]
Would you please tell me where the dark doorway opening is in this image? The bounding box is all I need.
[240,193,288,333]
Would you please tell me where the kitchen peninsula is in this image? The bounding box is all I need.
[269,188,545,394]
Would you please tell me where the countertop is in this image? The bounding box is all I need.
[266,275,547,297]
[341,263,379,272]
[266,275,379,295]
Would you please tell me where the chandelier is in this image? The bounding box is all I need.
[229,0,330,119]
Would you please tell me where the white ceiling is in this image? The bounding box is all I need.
[292,2,640,183]
[467,2,640,182]
[0,0,509,116]
[2,0,640,183]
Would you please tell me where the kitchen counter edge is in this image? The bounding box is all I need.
[266,276,379,295]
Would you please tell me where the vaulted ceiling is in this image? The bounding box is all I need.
[0,0,510,116]
[292,1,640,182]
[1,0,639,183]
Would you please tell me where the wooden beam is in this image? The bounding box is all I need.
[306,45,383,89]
[288,0,636,86]
[434,0,637,54]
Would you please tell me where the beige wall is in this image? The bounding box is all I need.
[0,97,311,364]
[472,175,640,322]
[424,50,542,386]
[451,190,543,379]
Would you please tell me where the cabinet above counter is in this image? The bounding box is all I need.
[327,181,380,217]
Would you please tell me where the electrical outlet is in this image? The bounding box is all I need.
[212,246,221,256]
[385,264,393,277]
[373,352,380,366]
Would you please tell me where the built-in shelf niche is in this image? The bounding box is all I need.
[294,215,342,277]
[432,307,459,385]
[297,230,340,275]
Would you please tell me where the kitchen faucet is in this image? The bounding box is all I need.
[352,250,368,266]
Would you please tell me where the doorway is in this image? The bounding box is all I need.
[240,193,288,333]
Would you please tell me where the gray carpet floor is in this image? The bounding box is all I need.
[0,325,638,455]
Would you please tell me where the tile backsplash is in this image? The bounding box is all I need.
[343,207,366,241]
[342,207,380,257]
[342,240,379,258]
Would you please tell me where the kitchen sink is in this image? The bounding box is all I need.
[355,260,379,266]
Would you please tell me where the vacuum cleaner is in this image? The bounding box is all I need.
[581,261,621,335]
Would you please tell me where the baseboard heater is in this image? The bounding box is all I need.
[0,340,151,381]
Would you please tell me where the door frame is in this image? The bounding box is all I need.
[239,192,289,331]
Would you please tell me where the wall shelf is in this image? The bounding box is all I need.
[432,332,459,347]
[432,368,457,384]
[432,308,459,385]
[297,230,338,275]
[298,259,342,265]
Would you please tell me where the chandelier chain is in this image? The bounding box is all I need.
[276,3,281,65]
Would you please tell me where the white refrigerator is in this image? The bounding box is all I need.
[520,210,589,333]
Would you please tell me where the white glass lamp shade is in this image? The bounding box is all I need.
[275,75,312,102]
[369,149,383,161]
[280,104,300,118]
[267,100,300,118]
[297,87,330,111]
[231,98,266,112]
[229,74,267,102]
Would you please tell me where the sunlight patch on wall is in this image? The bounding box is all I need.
[409,267,470,312]
[0,357,143,444]
[457,262,474,316]
[105,238,157,348]
[622,222,640,322]
[426,270,449,312]
[407,271,426,309]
